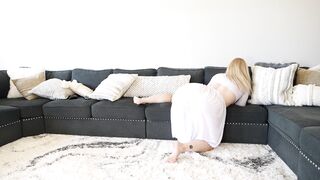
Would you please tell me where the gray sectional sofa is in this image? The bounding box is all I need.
[0,67,319,180]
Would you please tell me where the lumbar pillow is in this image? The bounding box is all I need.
[249,64,298,105]
[29,78,75,100]
[12,71,46,100]
[89,74,138,101]
[124,75,191,97]
[62,80,93,98]
[291,84,320,106]
[295,68,320,86]
[7,67,44,98]
[309,64,320,71]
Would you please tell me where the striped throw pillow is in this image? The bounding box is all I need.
[249,64,298,105]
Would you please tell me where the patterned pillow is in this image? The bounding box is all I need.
[29,78,74,100]
[124,75,191,97]
[249,64,298,105]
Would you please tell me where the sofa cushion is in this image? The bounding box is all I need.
[91,97,145,120]
[72,68,113,89]
[145,103,267,124]
[46,70,72,81]
[0,105,21,146]
[43,98,97,118]
[157,67,204,83]
[0,105,20,126]
[0,98,50,118]
[145,103,171,122]
[300,126,320,165]
[0,70,10,98]
[113,68,157,76]
[204,66,226,85]
[267,106,320,146]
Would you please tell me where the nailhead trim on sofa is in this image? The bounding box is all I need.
[270,124,320,171]
[225,122,268,126]
[22,116,42,122]
[0,120,20,129]
[45,116,145,122]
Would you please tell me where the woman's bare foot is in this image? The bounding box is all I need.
[166,141,187,163]
[133,96,142,105]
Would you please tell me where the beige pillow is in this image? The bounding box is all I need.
[12,71,45,100]
[7,67,44,98]
[295,68,320,86]
[89,74,138,101]
[7,80,23,98]
[69,80,93,98]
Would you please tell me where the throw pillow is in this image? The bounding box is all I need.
[29,78,75,100]
[295,68,320,86]
[7,80,23,98]
[67,80,93,98]
[124,75,191,97]
[309,64,320,71]
[7,67,44,98]
[249,64,298,105]
[291,84,320,106]
[89,74,138,101]
[12,71,46,100]
[254,62,297,69]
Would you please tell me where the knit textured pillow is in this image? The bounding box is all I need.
[124,75,191,97]
[249,64,298,105]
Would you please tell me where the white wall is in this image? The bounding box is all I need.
[0,0,319,70]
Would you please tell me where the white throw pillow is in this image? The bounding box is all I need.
[309,64,320,71]
[291,84,320,106]
[124,75,191,97]
[7,67,44,98]
[89,74,138,101]
[249,64,298,105]
[62,80,93,98]
[29,78,75,100]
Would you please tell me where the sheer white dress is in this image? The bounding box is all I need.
[170,73,248,148]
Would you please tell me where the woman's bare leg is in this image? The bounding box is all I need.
[133,93,172,104]
[167,140,213,163]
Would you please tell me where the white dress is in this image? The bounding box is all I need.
[170,73,248,148]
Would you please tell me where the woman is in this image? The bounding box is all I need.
[134,58,252,163]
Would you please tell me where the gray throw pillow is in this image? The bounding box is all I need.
[255,62,298,69]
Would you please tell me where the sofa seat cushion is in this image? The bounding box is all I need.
[0,105,21,146]
[267,106,320,146]
[0,106,20,126]
[145,103,171,122]
[43,98,97,118]
[0,98,50,118]
[300,126,320,165]
[145,103,267,124]
[91,97,145,120]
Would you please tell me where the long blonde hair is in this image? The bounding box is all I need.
[226,58,252,93]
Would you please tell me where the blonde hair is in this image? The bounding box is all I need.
[226,58,252,93]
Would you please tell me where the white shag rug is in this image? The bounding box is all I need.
[0,134,296,180]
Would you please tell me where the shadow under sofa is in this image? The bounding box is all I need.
[0,67,319,180]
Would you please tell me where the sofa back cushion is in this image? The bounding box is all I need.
[113,68,157,76]
[157,67,204,83]
[46,70,72,81]
[204,66,226,85]
[0,70,10,98]
[72,68,113,89]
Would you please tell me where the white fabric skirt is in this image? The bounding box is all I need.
[171,83,226,148]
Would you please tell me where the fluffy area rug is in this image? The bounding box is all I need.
[0,134,296,180]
